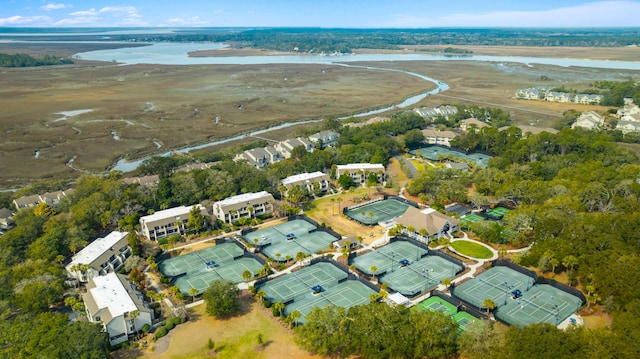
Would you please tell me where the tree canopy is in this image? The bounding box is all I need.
[203,279,242,318]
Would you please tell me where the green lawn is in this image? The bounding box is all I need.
[450,240,494,259]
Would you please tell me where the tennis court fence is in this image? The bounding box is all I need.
[343,197,385,213]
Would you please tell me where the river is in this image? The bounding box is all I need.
[71,42,639,172]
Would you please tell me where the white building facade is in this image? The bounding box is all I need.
[212,191,275,224]
[139,205,208,241]
[336,163,386,185]
[65,231,131,283]
[83,273,153,345]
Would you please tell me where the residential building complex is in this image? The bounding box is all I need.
[212,191,275,224]
[308,130,339,148]
[139,205,208,241]
[572,111,605,131]
[83,272,153,345]
[65,231,131,283]
[336,163,386,185]
[281,171,331,193]
[12,189,73,210]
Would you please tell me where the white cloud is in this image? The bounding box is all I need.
[166,16,208,26]
[71,6,140,18]
[55,16,98,26]
[386,1,640,27]
[39,3,70,11]
[64,5,146,26]
[0,15,52,26]
[70,8,97,17]
[98,6,140,17]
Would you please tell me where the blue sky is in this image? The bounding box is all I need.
[1,1,639,28]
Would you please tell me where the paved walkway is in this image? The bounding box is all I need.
[397,155,418,179]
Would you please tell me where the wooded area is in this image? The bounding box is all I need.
[2,92,640,355]
[119,27,640,53]
[0,53,73,67]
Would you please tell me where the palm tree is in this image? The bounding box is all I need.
[155,292,166,318]
[368,211,375,226]
[336,197,343,213]
[482,298,496,313]
[229,210,238,224]
[379,290,388,300]
[349,264,357,273]
[549,258,559,276]
[370,265,378,280]
[562,255,579,276]
[438,236,450,248]
[586,285,600,310]
[256,289,266,303]
[288,310,301,328]
[275,253,282,262]
[498,247,507,259]
[129,310,140,335]
[285,255,292,263]
[407,225,415,237]
[189,288,198,303]
[330,198,336,215]
[242,269,253,283]
[442,278,452,290]
[369,293,379,303]
[246,206,254,220]
[274,301,285,317]
[295,251,306,263]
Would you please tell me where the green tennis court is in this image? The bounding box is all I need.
[262,231,337,262]
[452,266,582,326]
[460,214,484,228]
[345,199,410,225]
[411,146,492,168]
[159,243,244,277]
[453,266,532,311]
[173,257,263,295]
[243,219,336,262]
[283,280,378,324]
[380,254,463,297]
[452,311,478,332]
[495,284,583,327]
[461,214,484,223]
[486,207,511,220]
[259,262,348,304]
[416,296,458,316]
[352,241,428,277]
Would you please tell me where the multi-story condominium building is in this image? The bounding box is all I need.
[83,272,153,345]
[139,204,208,241]
[212,191,275,224]
[308,130,339,148]
[65,231,131,283]
[282,172,331,193]
[335,163,386,185]
[275,137,314,158]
